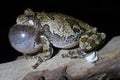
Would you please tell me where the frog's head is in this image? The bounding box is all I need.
[16,8,36,26]
[9,8,46,55]
[8,24,43,55]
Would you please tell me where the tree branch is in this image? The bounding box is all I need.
[0,36,120,80]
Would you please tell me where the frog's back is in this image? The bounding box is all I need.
[40,12,88,48]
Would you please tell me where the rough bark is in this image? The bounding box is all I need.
[0,36,120,80]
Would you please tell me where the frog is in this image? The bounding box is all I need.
[9,8,106,69]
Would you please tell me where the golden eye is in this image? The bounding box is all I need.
[9,24,42,54]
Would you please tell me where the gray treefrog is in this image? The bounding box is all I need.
[9,8,106,69]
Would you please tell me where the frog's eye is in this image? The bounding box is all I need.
[16,8,35,26]
[9,24,42,54]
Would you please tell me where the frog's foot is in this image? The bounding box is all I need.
[32,50,53,69]
[77,48,98,62]
[62,50,78,59]
[32,56,44,69]
[85,51,98,62]
[62,49,85,59]
[62,49,98,63]
[26,55,36,60]
[19,54,35,60]
[32,47,53,69]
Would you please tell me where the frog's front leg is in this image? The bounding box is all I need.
[32,50,53,69]
[32,35,53,69]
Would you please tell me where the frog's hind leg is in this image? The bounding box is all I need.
[77,27,106,62]
[62,27,105,62]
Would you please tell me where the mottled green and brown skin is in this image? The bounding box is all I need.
[14,8,106,68]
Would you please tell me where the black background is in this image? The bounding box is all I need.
[0,0,120,64]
